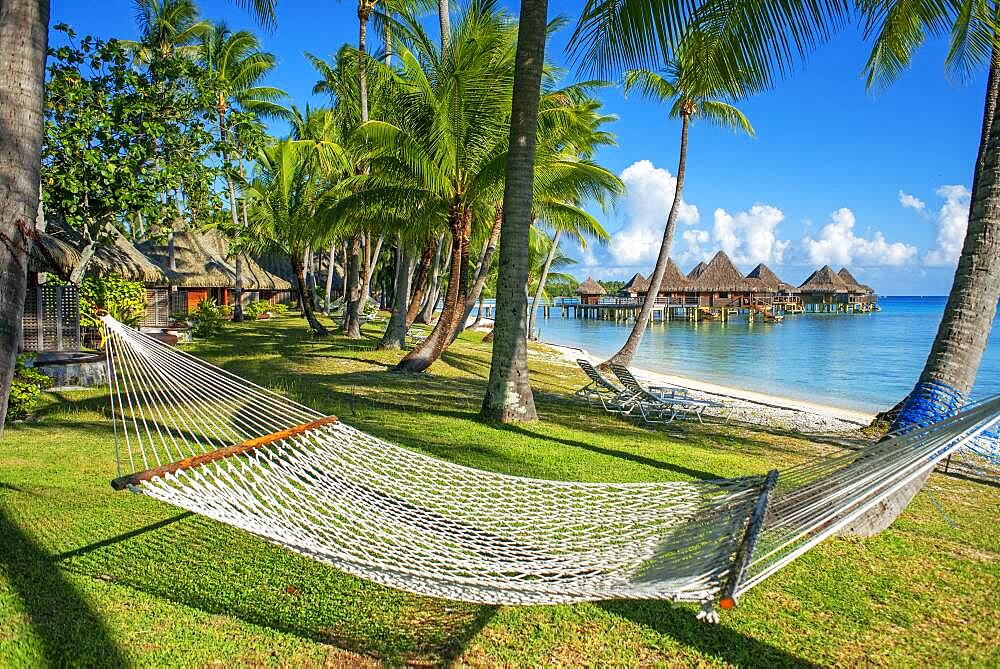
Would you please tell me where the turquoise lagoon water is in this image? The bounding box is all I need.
[519,297,999,414]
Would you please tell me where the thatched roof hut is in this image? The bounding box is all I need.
[576,276,606,296]
[798,265,849,293]
[687,261,707,281]
[657,258,691,292]
[140,229,291,291]
[837,267,874,294]
[621,272,649,295]
[29,221,170,284]
[688,251,751,292]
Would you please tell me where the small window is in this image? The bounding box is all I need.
[718,292,729,298]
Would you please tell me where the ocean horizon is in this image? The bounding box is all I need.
[481,296,999,414]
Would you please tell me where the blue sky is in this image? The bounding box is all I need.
[51,0,986,295]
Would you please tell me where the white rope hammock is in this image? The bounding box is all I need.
[99,315,1000,614]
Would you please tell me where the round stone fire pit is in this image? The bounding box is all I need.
[34,351,107,388]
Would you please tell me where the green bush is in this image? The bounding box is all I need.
[191,298,228,338]
[6,355,54,423]
[79,274,146,328]
[268,302,289,316]
[243,300,269,319]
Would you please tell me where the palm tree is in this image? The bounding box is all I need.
[198,25,286,321]
[604,38,753,369]
[569,0,1000,532]
[0,0,276,436]
[246,138,348,335]
[339,2,518,371]
[480,0,550,422]
[120,0,210,64]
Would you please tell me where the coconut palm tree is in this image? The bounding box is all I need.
[198,25,287,321]
[480,0,551,422]
[246,137,349,335]
[120,0,211,64]
[604,36,754,369]
[0,0,276,434]
[338,1,517,371]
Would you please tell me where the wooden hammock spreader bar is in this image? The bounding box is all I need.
[110,416,339,491]
[719,469,779,610]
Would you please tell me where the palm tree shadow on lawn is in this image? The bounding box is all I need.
[0,506,128,667]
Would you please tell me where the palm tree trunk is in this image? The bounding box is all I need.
[360,232,383,306]
[292,252,328,336]
[217,111,244,322]
[344,234,363,338]
[438,0,450,53]
[528,229,561,341]
[417,235,445,324]
[324,243,336,314]
[0,0,49,431]
[841,54,1000,538]
[395,210,471,372]
[453,206,503,339]
[481,0,548,422]
[358,4,371,123]
[380,242,415,350]
[603,113,691,369]
[405,237,437,328]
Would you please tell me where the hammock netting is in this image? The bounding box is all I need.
[100,316,1000,609]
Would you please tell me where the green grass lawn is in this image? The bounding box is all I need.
[2,315,998,667]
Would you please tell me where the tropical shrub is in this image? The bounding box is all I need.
[243,300,269,319]
[268,302,289,316]
[191,299,228,338]
[6,355,54,423]
[79,274,147,328]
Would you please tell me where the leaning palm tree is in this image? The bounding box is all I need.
[0,0,277,433]
[198,25,287,321]
[604,34,754,368]
[120,0,211,64]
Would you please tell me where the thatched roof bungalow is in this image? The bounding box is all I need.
[797,265,853,310]
[837,267,876,303]
[29,221,170,285]
[576,276,606,305]
[687,261,707,281]
[619,272,649,298]
[139,228,292,315]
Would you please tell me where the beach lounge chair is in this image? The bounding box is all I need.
[575,360,640,413]
[609,364,732,424]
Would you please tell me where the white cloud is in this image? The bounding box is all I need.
[898,190,926,212]
[712,204,790,266]
[923,185,971,267]
[802,207,917,267]
[608,160,699,266]
[678,228,711,264]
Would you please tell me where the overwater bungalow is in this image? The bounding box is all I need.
[837,267,877,309]
[619,272,649,298]
[576,276,606,305]
[746,263,802,311]
[139,229,292,317]
[687,261,707,281]
[797,265,858,312]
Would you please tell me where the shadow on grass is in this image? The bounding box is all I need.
[599,600,815,668]
[55,510,496,666]
[0,506,128,666]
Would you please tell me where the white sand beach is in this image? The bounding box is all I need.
[537,339,875,435]
[464,314,873,433]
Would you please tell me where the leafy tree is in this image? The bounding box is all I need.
[41,25,217,282]
[119,0,211,64]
